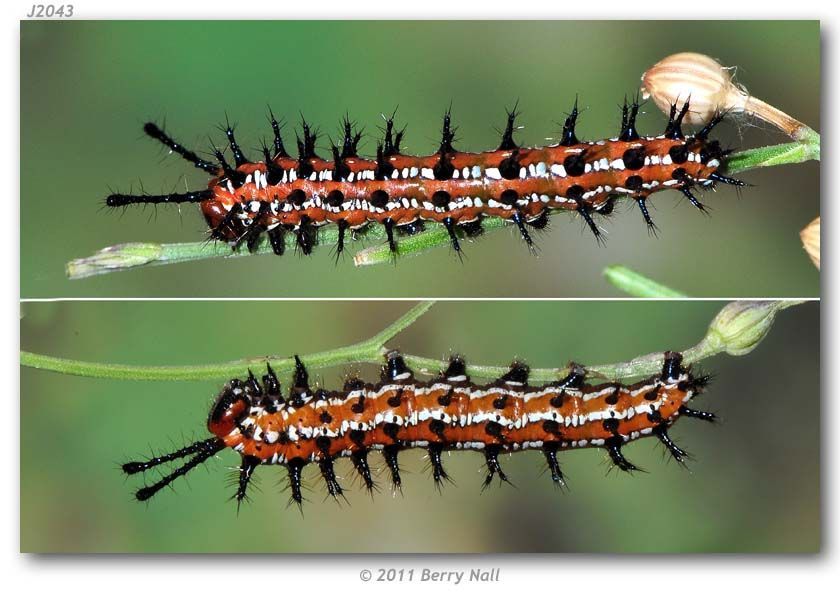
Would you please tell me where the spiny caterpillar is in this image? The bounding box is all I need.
[105,98,745,258]
[122,351,715,509]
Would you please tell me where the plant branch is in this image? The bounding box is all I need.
[353,217,508,266]
[21,301,435,381]
[365,300,436,349]
[66,220,390,280]
[21,301,805,384]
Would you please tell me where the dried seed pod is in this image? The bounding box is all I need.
[641,52,808,139]
[800,216,820,269]
[641,52,737,125]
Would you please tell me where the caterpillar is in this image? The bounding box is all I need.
[105,98,745,258]
[122,350,715,509]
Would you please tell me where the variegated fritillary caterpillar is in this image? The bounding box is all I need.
[122,350,715,509]
[105,98,745,258]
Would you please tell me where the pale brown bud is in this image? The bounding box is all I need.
[641,52,736,125]
[800,216,820,269]
[641,52,809,140]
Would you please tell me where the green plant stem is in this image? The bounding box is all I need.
[21,301,803,384]
[66,221,391,280]
[67,133,820,278]
[364,300,436,349]
[725,127,820,173]
[20,301,435,381]
[602,265,685,298]
[354,217,508,266]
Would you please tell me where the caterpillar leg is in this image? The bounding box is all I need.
[382,217,399,257]
[605,437,641,472]
[654,424,690,465]
[511,210,537,254]
[243,202,271,253]
[441,216,463,258]
[396,219,425,237]
[708,172,747,187]
[319,456,345,501]
[241,220,264,254]
[542,442,567,489]
[576,204,605,245]
[382,444,403,492]
[209,203,245,242]
[680,187,709,215]
[526,210,550,231]
[482,445,512,490]
[635,196,660,235]
[233,455,260,510]
[428,443,452,490]
[285,457,306,508]
[351,449,378,494]
[459,218,484,238]
[293,217,316,256]
[679,406,718,422]
[267,226,285,256]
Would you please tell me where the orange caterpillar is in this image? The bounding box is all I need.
[105,99,744,257]
[122,351,714,508]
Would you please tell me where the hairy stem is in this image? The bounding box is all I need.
[21,301,804,383]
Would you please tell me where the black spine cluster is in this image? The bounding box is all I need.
[121,351,716,511]
[104,100,745,258]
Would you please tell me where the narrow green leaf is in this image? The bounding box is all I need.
[603,265,685,298]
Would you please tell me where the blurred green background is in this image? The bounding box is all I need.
[21,301,819,552]
[21,21,819,298]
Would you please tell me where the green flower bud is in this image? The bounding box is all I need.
[706,301,803,356]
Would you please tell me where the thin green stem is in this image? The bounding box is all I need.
[365,300,436,349]
[21,301,804,384]
[66,222,392,280]
[354,218,508,266]
[21,301,435,381]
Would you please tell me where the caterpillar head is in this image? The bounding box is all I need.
[207,380,251,438]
